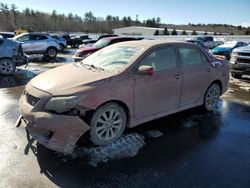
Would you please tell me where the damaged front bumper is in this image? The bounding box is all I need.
[17,85,90,154]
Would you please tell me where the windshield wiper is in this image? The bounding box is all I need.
[80,62,105,71]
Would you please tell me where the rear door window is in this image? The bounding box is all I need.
[36,35,48,40]
[179,47,203,65]
[30,35,48,40]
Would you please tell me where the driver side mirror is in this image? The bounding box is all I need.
[137,65,154,75]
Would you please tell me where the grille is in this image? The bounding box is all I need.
[238,52,250,57]
[26,92,40,106]
[237,58,250,64]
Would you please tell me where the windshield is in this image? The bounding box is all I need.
[81,46,144,73]
[93,38,110,48]
[218,41,237,48]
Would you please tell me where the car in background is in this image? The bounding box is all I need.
[61,34,82,48]
[51,34,67,50]
[186,40,209,51]
[73,36,139,61]
[79,34,119,48]
[0,38,28,75]
[193,36,223,49]
[0,32,15,39]
[17,41,229,154]
[79,39,97,47]
[211,41,248,60]
[230,45,250,78]
[12,33,61,58]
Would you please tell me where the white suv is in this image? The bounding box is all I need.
[13,33,61,58]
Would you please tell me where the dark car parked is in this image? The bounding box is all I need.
[0,38,28,75]
[73,36,139,61]
[211,41,248,59]
[62,35,90,48]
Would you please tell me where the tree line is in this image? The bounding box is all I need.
[0,3,249,35]
[0,3,162,33]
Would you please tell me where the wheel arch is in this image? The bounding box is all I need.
[209,80,222,95]
[95,100,131,127]
[46,46,58,51]
[0,57,14,62]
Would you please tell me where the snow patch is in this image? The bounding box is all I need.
[144,130,163,138]
[71,133,145,167]
[239,86,250,92]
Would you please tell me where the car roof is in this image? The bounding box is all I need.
[187,40,201,43]
[101,36,137,41]
[113,40,193,48]
[21,32,48,36]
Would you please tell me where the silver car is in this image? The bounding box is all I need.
[12,33,61,58]
[0,38,27,75]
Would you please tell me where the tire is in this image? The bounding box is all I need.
[45,47,57,58]
[90,102,127,146]
[203,83,221,111]
[231,73,242,79]
[74,43,79,48]
[0,59,16,75]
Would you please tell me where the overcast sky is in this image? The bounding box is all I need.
[1,0,250,27]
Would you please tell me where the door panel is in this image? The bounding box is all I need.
[178,45,213,106]
[134,45,182,118]
[18,34,32,52]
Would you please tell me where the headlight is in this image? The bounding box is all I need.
[231,51,238,56]
[230,51,238,64]
[45,95,86,113]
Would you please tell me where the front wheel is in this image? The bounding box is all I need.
[0,59,16,75]
[203,83,221,111]
[45,47,57,58]
[90,103,127,145]
[74,43,79,48]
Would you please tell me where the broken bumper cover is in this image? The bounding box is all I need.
[17,86,90,154]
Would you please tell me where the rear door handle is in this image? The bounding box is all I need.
[206,68,211,72]
[174,72,181,79]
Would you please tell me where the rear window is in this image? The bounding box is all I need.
[206,37,213,42]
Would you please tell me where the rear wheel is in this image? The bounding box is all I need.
[231,73,242,79]
[45,47,57,58]
[0,59,16,75]
[90,102,127,145]
[203,83,221,111]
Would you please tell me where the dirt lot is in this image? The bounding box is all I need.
[0,49,250,188]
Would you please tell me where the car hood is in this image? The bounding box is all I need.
[212,47,232,53]
[233,45,250,53]
[76,46,101,53]
[30,63,112,95]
